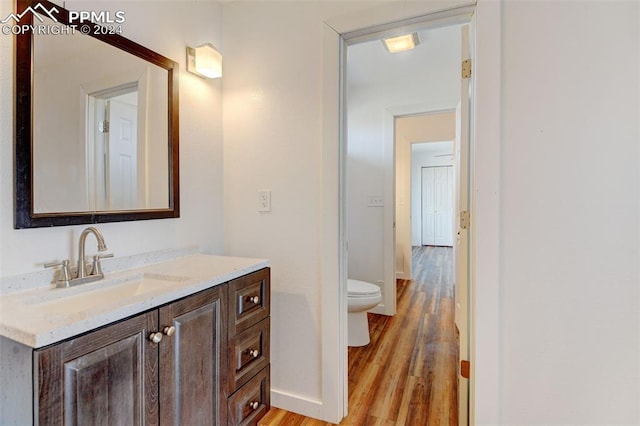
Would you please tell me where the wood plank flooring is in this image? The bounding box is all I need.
[260,246,457,426]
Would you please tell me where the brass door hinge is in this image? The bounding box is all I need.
[462,59,472,79]
[461,360,470,379]
[460,210,471,230]
[98,120,110,133]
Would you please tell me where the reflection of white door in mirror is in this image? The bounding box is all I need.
[106,93,138,210]
[86,85,141,211]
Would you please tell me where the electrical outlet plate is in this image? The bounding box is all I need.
[258,190,271,212]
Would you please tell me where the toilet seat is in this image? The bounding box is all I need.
[348,279,381,298]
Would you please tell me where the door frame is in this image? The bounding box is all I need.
[378,103,458,315]
[335,3,476,422]
[321,1,502,424]
[381,104,458,308]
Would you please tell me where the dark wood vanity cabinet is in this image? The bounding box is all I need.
[32,268,270,426]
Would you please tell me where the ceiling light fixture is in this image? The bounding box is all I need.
[382,32,420,53]
[186,43,222,79]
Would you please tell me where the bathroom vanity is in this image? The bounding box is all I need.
[0,253,270,425]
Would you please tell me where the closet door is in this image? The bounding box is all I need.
[421,166,453,246]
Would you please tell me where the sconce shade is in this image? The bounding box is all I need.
[382,33,420,53]
[187,43,222,79]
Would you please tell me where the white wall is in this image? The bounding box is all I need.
[0,0,224,276]
[496,1,639,423]
[222,1,423,420]
[223,3,337,419]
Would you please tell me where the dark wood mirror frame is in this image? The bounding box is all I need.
[14,0,180,228]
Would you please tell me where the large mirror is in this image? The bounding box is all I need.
[15,0,180,228]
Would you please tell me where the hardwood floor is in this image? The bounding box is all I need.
[260,246,457,425]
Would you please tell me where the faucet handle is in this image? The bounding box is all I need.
[91,253,114,276]
[45,260,71,287]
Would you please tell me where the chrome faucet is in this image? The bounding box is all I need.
[77,227,108,279]
[45,226,113,288]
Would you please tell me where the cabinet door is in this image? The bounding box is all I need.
[35,311,159,426]
[159,285,228,425]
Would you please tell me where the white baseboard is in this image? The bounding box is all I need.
[271,388,339,423]
[370,302,395,316]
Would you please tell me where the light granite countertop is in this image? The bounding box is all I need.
[0,253,269,348]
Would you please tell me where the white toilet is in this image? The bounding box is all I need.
[347,279,382,347]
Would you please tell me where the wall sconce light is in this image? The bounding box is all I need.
[382,32,420,53]
[186,43,222,79]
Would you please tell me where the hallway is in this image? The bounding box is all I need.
[261,246,457,425]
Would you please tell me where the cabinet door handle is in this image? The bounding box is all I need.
[248,349,259,358]
[247,296,260,304]
[149,332,163,343]
[248,401,259,410]
[163,326,176,336]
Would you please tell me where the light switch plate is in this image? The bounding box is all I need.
[258,190,271,212]
[367,195,384,207]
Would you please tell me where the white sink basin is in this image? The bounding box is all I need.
[23,272,190,316]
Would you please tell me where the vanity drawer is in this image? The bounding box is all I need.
[228,366,270,426]
[229,268,270,335]
[228,318,270,394]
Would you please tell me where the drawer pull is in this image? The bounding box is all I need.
[248,349,259,358]
[248,401,259,410]
[248,296,260,304]
[149,332,163,344]
[163,326,176,336]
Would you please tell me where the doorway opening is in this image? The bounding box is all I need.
[341,12,473,425]
[396,111,456,282]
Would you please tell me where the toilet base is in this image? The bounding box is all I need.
[348,311,371,347]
